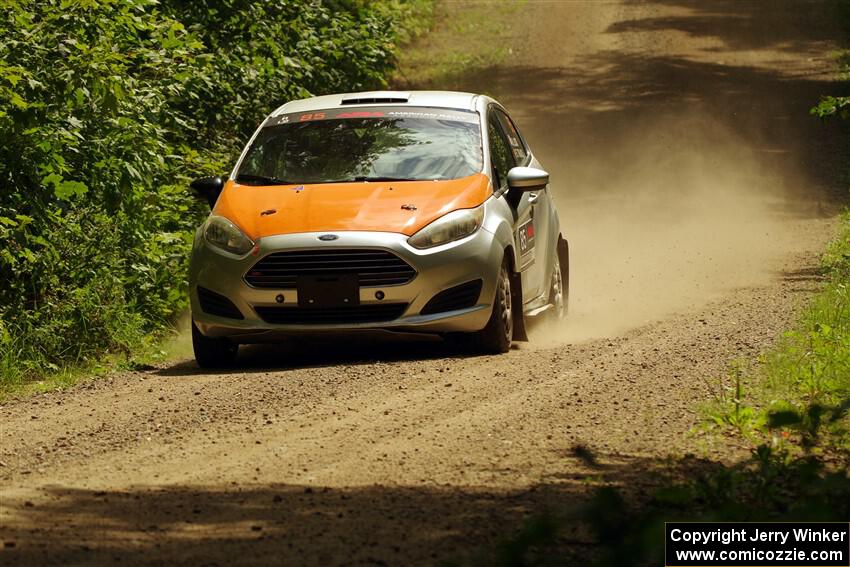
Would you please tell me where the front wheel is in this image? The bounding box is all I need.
[192,320,238,369]
[473,257,514,353]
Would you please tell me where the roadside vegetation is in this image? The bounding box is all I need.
[393,0,525,90]
[0,0,433,395]
[706,215,850,452]
[811,52,850,119]
[811,2,850,121]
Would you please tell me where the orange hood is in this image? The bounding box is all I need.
[213,173,491,240]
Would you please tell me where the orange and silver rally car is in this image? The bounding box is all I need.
[188,91,569,368]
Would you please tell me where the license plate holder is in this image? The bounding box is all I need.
[297,274,360,308]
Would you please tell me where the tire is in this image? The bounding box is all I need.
[549,236,569,320]
[473,257,514,354]
[560,237,570,313]
[192,320,238,369]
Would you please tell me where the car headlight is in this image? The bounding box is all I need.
[204,215,254,255]
[408,205,485,249]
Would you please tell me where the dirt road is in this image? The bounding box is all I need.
[1,2,847,565]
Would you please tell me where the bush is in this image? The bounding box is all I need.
[812,51,850,119]
[0,0,431,387]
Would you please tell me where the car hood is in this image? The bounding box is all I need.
[212,173,492,240]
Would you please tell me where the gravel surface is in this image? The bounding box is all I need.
[1,1,846,565]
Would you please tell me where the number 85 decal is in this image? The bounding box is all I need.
[517,219,535,255]
[299,112,326,121]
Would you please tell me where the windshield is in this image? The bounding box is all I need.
[235,107,483,185]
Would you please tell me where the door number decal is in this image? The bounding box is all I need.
[517,219,536,255]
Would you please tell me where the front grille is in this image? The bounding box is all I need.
[254,303,408,325]
[420,279,483,315]
[197,286,244,320]
[245,249,416,289]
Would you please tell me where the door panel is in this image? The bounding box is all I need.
[493,108,548,302]
[515,188,546,302]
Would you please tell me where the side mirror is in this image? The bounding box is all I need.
[507,166,549,191]
[190,176,225,209]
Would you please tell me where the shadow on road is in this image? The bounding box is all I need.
[0,451,721,566]
[155,332,489,377]
[616,0,850,53]
[7,444,846,566]
[455,54,847,210]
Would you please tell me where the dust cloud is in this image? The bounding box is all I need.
[532,110,807,344]
[437,0,845,347]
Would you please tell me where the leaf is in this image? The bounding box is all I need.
[54,180,88,200]
[42,172,63,188]
[9,92,28,109]
[21,248,36,263]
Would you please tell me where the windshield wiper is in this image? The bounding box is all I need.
[235,174,295,185]
[351,176,418,182]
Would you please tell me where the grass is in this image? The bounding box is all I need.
[705,212,850,452]
[0,316,193,402]
[393,0,527,89]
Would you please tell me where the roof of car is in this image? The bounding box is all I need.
[271,90,480,115]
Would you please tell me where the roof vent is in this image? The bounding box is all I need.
[340,91,410,105]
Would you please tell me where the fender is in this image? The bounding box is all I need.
[482,194,523,273]
[482,195,530,341]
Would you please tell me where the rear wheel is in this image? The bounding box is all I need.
[548,254,566,320]
[549,237,570,320]
[473,257,513,353]
[192,320,238,369]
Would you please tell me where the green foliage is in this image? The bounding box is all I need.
[812,52,850,119]
[705,360,762,434]
[811,94,850,119]
[0,0,432,388]
[165,0,409,146]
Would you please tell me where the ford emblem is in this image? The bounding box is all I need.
[318,234,339,241]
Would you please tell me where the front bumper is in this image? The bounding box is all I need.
[189,227,502,341]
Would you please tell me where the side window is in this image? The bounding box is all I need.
[488,113,513,192]
[496,110,529,165]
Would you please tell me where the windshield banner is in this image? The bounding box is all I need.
[265,106,480,127]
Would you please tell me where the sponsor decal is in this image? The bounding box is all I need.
[336,111,385,119]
